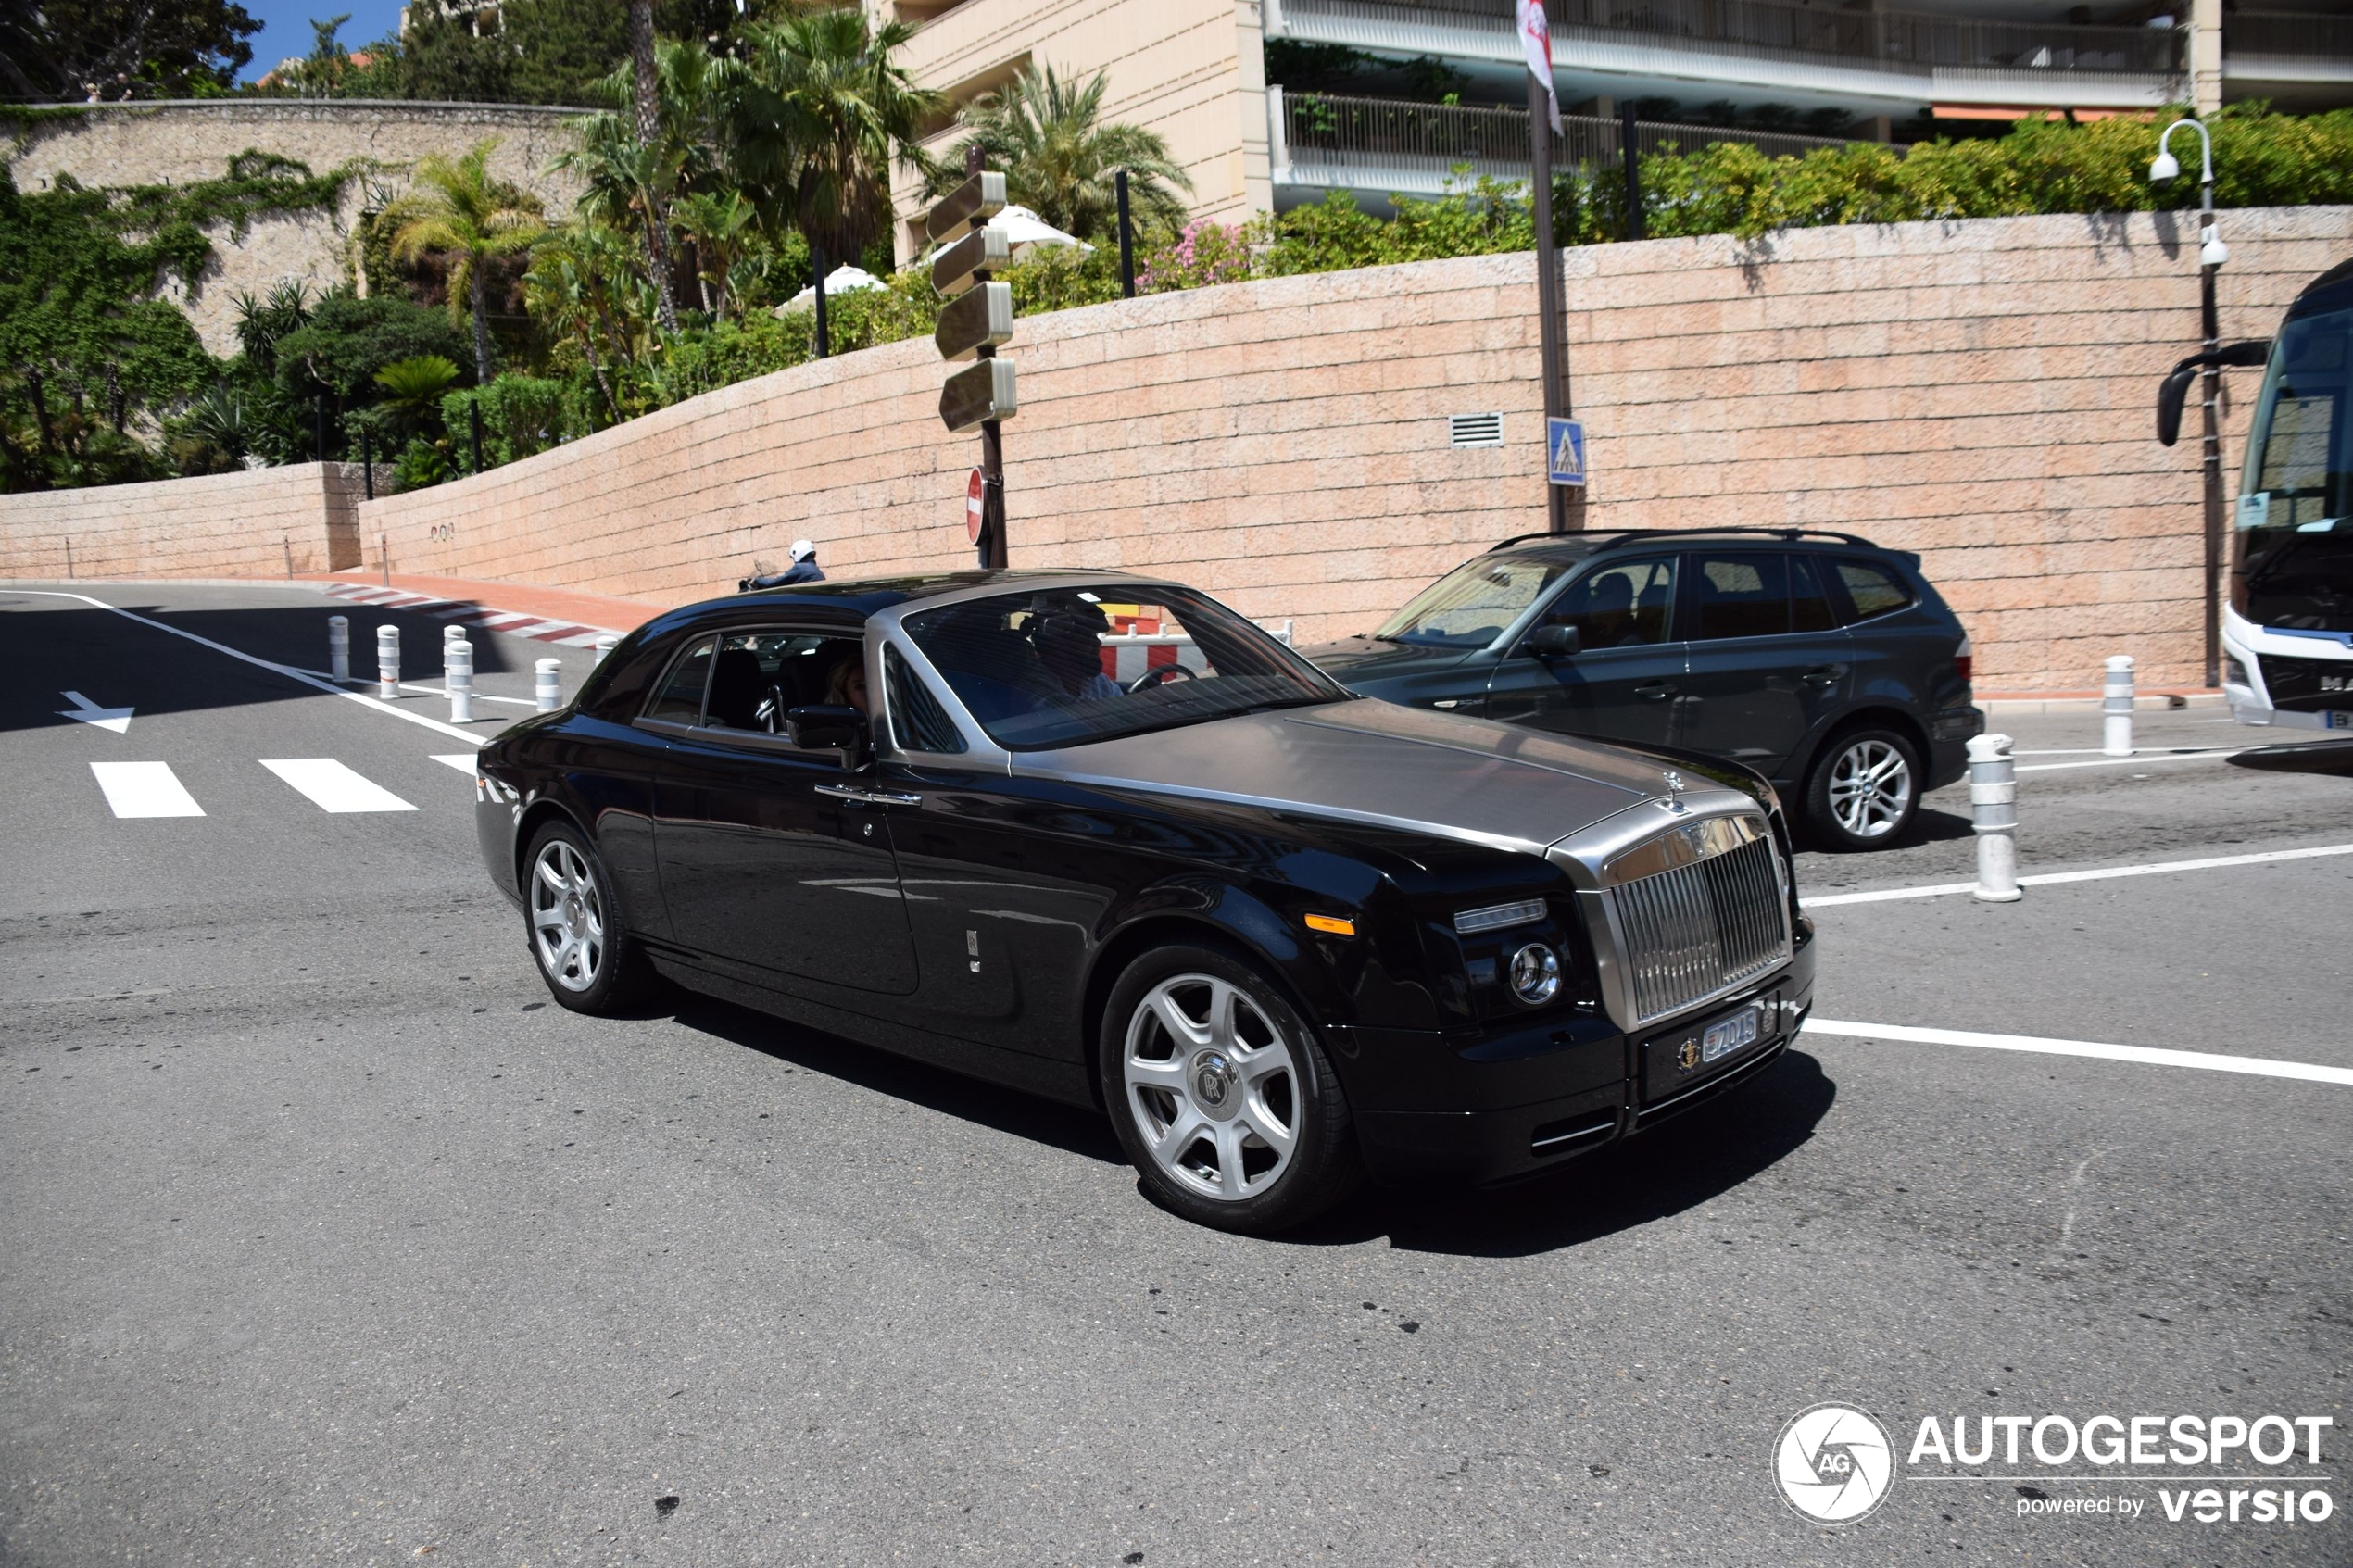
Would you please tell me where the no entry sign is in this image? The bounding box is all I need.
[966,468,985,545]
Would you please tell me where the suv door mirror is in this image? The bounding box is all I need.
[786,704,865,757]
[1522,622,1581,659]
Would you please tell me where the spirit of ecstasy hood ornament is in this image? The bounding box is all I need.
[1659,771,1688,813]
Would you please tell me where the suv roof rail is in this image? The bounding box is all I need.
[1485,526,1880,553]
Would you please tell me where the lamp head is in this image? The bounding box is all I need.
[2149,148,2181,182]
[2199,225,2230,268]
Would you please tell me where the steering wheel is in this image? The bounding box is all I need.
[1126,664,1198,695]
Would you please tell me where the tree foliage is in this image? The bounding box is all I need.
[920,64,1193,243]
[0,0,259,101]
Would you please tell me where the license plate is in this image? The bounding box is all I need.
[1702,1006,1762,1062]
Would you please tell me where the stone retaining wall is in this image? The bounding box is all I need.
[0,463,364,581]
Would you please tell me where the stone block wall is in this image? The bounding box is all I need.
[7,101,585,357]
[0,463,363,581]
[353,205,2350,688]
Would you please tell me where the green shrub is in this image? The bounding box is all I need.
[442,374,568,468]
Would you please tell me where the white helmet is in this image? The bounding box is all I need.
[790,538,816,561]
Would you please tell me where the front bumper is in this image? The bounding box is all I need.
[1342,924,1817,1186]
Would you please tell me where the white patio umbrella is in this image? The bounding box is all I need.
[776,264,887,314]
[916,205,1094,266]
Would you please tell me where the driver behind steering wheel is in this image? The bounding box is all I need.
[1033,601,1126,704]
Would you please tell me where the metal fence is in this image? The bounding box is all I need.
[1280,93,1853,185]
[1279,0,2183,78]
[2225,9,2353,58]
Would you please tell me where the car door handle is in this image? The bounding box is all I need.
[815,784,924,808]
[1803,666,1843,688]
[1634,684,1674,700]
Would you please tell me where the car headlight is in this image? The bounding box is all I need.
[1508,943,1561,1005]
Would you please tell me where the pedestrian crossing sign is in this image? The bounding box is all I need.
[1547,418,1588,486]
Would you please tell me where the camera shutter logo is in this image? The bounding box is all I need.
[1775,1403,1894,1524]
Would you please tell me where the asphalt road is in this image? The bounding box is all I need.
[2,583,2347,1568]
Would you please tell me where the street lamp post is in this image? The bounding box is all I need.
[2150,118,2231,688]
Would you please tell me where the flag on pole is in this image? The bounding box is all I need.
[1517,0,1561,132]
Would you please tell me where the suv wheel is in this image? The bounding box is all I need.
[1100,942,1362,1234]
[1805,726,1920,851]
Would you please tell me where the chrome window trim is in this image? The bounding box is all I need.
[864,617,1013,774]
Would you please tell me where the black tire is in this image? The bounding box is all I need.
[1098,941,1362,1234]
[1803,724,1922,852]
[522,819,656,1013]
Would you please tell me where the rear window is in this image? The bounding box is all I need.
[885,645,968,755]
[1831,558,1916,623]
[644,636,716,722]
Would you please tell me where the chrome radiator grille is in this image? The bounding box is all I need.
[1608,833,1791,1024]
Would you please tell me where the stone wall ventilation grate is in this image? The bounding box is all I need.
[1449,413,1504,447]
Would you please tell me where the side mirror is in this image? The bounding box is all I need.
[2157,339,2272,446]
[786,704,865,757]
[1522,623,1581,659]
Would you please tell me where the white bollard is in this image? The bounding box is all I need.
[328,615,349,682]
[593,635,619,666]
[376,624,400,700]
[535,657,561,713]
[1968,732,2021,902]
[2102,655,2134,757]
[445,631,473,724]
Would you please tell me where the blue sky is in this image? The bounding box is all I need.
[237,0,409,80]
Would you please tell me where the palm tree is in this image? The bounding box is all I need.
[383,141,548,383]
[371,355,462,435]
[625,0,680,332]
[671,189,759,318]
[728,8,940,272]
[558,40,725,334]
[522,228,625,422]
[924,64,1193,243]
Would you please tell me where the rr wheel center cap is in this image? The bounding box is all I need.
[1189,1050,1241,1121]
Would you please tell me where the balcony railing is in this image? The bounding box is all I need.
[2226,10,2353,60]
[1274,0,2184,80]
[1275,92,1853,194]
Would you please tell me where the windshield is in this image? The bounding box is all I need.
[1372,552,1579,646]
[904,585,1346,750]
[2237,303,2353,633]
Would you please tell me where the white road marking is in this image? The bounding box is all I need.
[57,690,135,733]
[1804,1018,2353,1087]
[6,590,483,743]
[260,759,417,813]
[90,761,203,818]
[2016,751,2243,773]
[1805,842,2353,908]
[430,753,479,774]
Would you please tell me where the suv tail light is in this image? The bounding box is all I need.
[1954,636,1973,684]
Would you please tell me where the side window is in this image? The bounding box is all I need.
[1691,552,1792,641]
[643,636,716,722]
[1789,554,1837,633]
[1831,558,1917,624]
[703,632,862,732]
[885,646,969,755]
[1546,556,1678,648]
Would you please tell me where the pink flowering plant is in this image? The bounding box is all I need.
[1137,219,1252,294]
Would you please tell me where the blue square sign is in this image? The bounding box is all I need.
[1547,418,1587,486]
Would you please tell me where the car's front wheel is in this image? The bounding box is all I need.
[1100,943,1361,1233]
[523,820,653,1013]
[1804,726,1921,851]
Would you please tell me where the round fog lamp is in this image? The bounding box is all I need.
[1508,943,1561,1005]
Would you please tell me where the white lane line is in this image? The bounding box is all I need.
[2017,751,2243,773]
[6,590,484,745]
[1804,1019,2353,1087]
[2013,746,2243,756]
[430,753,479,774]
[1806,842,2353,908]
[260,759,417,813]
[90,761,205,818]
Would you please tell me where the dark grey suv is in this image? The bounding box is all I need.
[1301,529,1983,850]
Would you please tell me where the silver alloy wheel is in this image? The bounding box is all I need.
[530,839,606,992]
[1826,737,1914,840]
[1123,973,1301,1202]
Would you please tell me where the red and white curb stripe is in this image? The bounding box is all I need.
[320,583,622,648]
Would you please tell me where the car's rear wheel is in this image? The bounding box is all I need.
[524,821,653,1012]
[1804,726,1921,851]
[1100,943,1361,1233]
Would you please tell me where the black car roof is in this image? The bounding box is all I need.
[644,568,1155,639]
[2287,256,2353,320]
[1485,527,1883,559]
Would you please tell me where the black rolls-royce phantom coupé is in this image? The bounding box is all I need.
[473,571,1816,1232]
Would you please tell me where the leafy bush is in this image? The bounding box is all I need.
[272,293,474,400]
[442,374,568,469]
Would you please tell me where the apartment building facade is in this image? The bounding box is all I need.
[876,0,2352,254]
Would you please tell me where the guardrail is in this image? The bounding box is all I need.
[1274,0,2183,79]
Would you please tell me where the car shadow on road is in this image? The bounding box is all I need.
[666,991,1128,1167]
[1300,1050,1839,1258]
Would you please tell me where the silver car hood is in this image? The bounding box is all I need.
[1013,698,1699,856]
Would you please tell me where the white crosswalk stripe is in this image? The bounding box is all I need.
[90,761,205,818]
[430,753,480,774]
[260,759,417,813]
